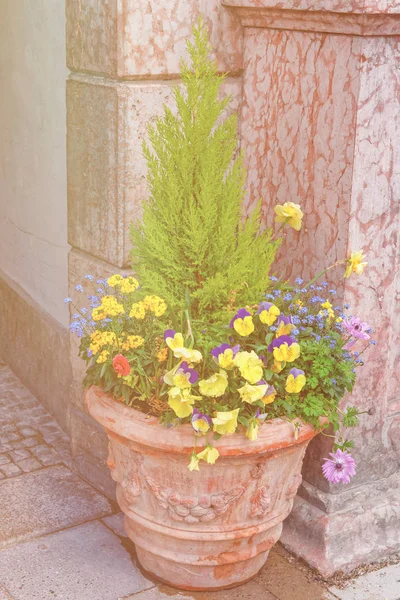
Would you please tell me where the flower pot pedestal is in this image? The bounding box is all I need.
[86,386,318,590]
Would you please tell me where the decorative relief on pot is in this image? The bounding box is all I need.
[107,440,143,504]
[286,473,303,500]
[250,485,272,518]
[145,476,245,524]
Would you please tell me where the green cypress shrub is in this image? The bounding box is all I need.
[130,19,280,323]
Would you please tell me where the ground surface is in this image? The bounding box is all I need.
[0,361,399,600]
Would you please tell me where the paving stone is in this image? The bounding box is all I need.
[0,444,12,453]
[0,455,10,466]
[8,449,30,462]
[121,580,278,600]
[0,586,13,600]
[0,521,153,600]
[0,465,113,549]
[1,432,20,444]
[329,563,400,600]
[16,458,42,473]
[255,545,338,600]
[30,446,61,466]
[0,463,21,478]
[102,512,127,538]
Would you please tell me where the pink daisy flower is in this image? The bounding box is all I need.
[322,449,356,484]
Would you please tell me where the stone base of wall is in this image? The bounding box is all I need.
[0,270,72,434]
[281,474,400,577]
[0,270,116,499]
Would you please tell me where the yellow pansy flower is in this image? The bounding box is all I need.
[167,387,197,418]
[272,340,300,363]
[262,385,277,405]
[173,347,203,363]
[164,330,184,351]
[212,408,240,435]
[230,309,255,337]
[218,348,235,370]
[197,445,220,465]
[234,351,264,385]
[238,382,269,404]
[344,250,368,278]
[258,302,280,326]
[199,370,228,398]
[274,202,303,231]
[285,369,306,394]
[271,360,284,373]
[276,320,295,337]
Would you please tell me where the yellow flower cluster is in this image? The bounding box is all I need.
[92,296,124,321]
[129,302,146,320]
[96,350,109,364]
[319,300,335,320]
[90,330,117,354]
[143,295,167,317]
[120,334,144,352]
[107,274,139,294]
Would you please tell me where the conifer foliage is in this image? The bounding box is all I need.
[131,20,280,322]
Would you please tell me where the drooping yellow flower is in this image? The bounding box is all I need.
[246,421,259,441]
[199,370,228,398]
[143,295,167,317]
[212,408,240,435]
[273,341,300,363]
[197,445,220,465]
[238,382,269,404]
[173,347,203,363]
[188,453,200,472]
[167,387,196,418]
[344,250,368,278]
[274,202,303,231]
[234,351,264,385]
[258,302,280,326]
[129,301,146,320]
[285,369,306,394]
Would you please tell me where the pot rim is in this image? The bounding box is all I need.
[86,385,319,457]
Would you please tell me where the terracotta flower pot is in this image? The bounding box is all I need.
[86,385,318,591]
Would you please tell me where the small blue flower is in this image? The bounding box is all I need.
[300,307,308,314]
[301,288,308,293]
[295,277,303,285]
[284,293,293,301]
[331,378,337,385]
[72,313,80,320]
[292,316,301,325]
[316,286,323,292]
[64,297,72,304]
[329,289,337,295]
[315,335,321,342]
[369,340,377,345]
[300,326,307,331]
[269,276,278,281]
[76,284,83,292]
[270,326,277,332]
[265,294,275,300]
[81,308,88,315]
[344,303,350,310]
[273,290,281,297]
[87,349,93,358]
[321,282,328,288]
[310,296,324,303]
[354,351,359,357]
[292,328,300,336]
[309,285,315,291]
[84,275,94,281]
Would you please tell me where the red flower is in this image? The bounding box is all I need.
[112,354,130,376]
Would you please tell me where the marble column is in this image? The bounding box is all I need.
[224,0,400,575]
[65,0,243,496]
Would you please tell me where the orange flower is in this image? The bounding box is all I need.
[112,354,130,376]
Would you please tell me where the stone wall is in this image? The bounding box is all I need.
[0,2,71,431]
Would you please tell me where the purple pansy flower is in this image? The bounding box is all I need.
[163,329,176,341]
[191,408,212,434]
[322,449,356,484]
[257,301,274,315]
[289,368,304,378]
[211,343,240,360]
[255,408,268,421]
[229,308,251,328]
[176,361,198,384]
[267,335,296,353]
[277,314,293,326]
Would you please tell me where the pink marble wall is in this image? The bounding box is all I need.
[224,0,400,13]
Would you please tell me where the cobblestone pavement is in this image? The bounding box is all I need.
[0,361,398,600]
